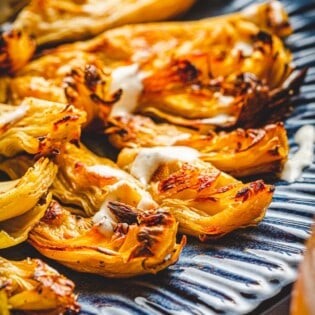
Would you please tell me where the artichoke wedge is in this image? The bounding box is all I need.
[13,0,196,46]
[0,256,79,314]
[117,147,274,240]
[52,142,156,217]
[0,157,57,222]
[29,199,185,277]
[107,115,289,177]
[0,97,86,157]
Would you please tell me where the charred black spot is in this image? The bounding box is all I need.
[115,128,129,137]
[70,138,80,147]
[108,201,138,224]
[90,88,122,106]
[42,200,63,224]
[175,60,199,82]
[37,136,46,142]
[54,115,79,128]
[269,145,280,156]
[141,212,165,227]
[249,180,266,193]
[252,31,273,46]
[235,187,250,201]
[131,245,154,258]
[38,194,47,206]
[84,64,102,89]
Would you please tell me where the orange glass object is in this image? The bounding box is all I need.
[291,225,315,315]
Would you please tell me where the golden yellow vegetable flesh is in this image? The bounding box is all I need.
[0,256,79,314]
[13,0,196,46]
[117,148,274,240]
[107,115,289,177]
[52,142,152,217]
[29,199,185,277]
[0,192,52,249]
[0,2,302,130]
[0,3,303,312]
[0,158,57,222]
[0,97,86,157]
[0,29,35,74]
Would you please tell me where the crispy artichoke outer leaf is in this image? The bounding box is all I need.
[0,256,79,313]
[197,122,289,177]
[0,157,57,222]
[0,192,52,249]
[161,180,274,241]
[13,0,196,46]
[29,200,185,278]
[0,97,86,157]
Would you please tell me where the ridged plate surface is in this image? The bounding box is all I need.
[2,0,315,314]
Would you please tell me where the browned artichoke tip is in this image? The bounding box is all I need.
[0,29,36,74]
[0,256,80,314]
[28,200,185,278]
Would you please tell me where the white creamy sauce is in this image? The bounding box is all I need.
[0,103,29,127]
[281,125,315,182]
[232,41,253,57]
[92,180,157,236]
[214,92,235,107]
[86,164,127,180]
[109,64,143,117]
[130,146,200,185]
[200,114,236,126]
[270,0,285,25]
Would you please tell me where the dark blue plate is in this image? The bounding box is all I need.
[2,1,315,314]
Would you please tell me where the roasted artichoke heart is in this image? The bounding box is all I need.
[0,97,86,157]
[0,256,79,314]
[0,157,57,223]
[117,146,274,240]
[0,1,301,129]
[107,115,289,177]
[29,199,185,278]
[13,0,196,46]
[52,142,157,217]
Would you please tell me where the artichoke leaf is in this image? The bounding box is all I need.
[0,256,79,314]
[0,157,57,222]
[13,0,196,47]
[0,192,52,249]
[0,97,86,157]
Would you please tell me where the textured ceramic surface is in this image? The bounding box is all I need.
[1,0,315,314]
